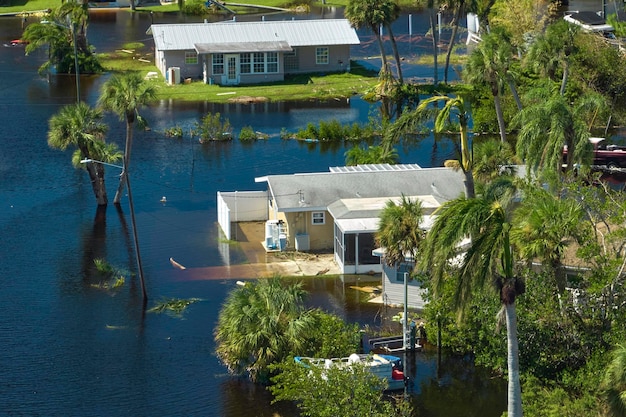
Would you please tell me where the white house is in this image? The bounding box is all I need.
[217,164,466,275]
[148,19,360,85]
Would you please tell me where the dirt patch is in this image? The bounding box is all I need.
[228,96,269,103]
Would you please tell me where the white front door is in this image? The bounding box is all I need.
[225,54,239,85]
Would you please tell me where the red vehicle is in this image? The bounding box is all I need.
[563,137,626,169]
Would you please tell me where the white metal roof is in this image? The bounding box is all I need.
[149,19,360,52]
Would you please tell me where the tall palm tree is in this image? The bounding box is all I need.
[513,87,607,174]
[464,28,518,143]
[603,343,626,417]
[422,178,523,417]
[472,139,518,184]
[345,0,403,83]
[98,72,156,204]
[214,276,315,383]
[442,0,465,84]
[376,195,425,267]
[387,94,475,198]
[48,103,121,206]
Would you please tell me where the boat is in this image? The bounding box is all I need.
[294,353,406,391]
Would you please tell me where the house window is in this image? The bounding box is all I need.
[253,53,265,73]
[185,51,198,65]
[212,54,224,75]
[316,47,329,65]
[395,263,413,282]
[266,52,278,73]
[284,49,298,71]
[240,53,251,74]
[312,212,325,225]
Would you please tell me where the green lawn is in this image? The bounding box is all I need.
[99,47,378,103]
[1,0,422,14]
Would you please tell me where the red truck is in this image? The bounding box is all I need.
[563,137,626,169]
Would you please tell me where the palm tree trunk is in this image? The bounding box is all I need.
[86,163,108,206]
[494,94,507,143]
[386,24,403,84]
[444,1,464,84]
[560,59,569,96]
[508,79,523,110]
[429,1,438,85]
[463,169,475,199]
[114,118,133,204]
[374,27,389,72]
[505,302,523,417]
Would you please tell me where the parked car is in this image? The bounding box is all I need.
[563,137,626,169]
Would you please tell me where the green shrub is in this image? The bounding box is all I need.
[196,112,233,143]
[165,125,183,138]
[238,126,257,141]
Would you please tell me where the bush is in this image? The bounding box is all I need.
[196,112,233,143]
[238,126,257,141]
[164,125,183,138]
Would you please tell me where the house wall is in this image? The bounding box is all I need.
[305,211,334,250]
[381,262,428,310]
[290,45,352,74]
[160,50,203,81]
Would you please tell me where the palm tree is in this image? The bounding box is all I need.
[376,195,425,267]
[603,343,626,417]
[48,103,121,206]
[442,0,465,84]
[472,139,518,184]
[512,87,607,174]
[214,276,315,383]
[464,28,518,143]
[525,20,579,96]
[427,0,439,85]
[422,178,523,417]
[511,184,587,302]
[98,73,156,204]
[387,94,475,198]
[345,0,403,83]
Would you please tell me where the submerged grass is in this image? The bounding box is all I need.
[148,298,202,317]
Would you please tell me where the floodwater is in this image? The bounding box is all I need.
[0,7,513,417]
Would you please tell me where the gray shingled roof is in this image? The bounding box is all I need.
[149,19,360,52]
[255,167,466,213]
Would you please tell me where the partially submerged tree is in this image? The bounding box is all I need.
[215,276,315,383]
[376,195,425,267]
[98,72,156,204]
[422,178,523,417]
[48,103,122,206]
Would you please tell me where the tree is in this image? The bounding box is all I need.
[422,178,523,417]
[525,20,579,96]
[376,195,425,267]
[345,0,403,83]
[603,343,626,417]
[344,145,398,165]
[270,358,412,417]
[472,139,517,184]
[22,5,101,75]
[98,72,156,204]
[511,185,587,299]
[387,94,475,198]
[512,86,607,174]
[48,103,121,206]
[442,0,465,84]
[214,276,315,383]
[464,28,518,143]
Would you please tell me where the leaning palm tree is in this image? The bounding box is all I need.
[214,276,315,383]
[98,72,156,204]
[48,103,121,206]
[376,195,425,267]
[422,178,523,417]
[387,94,475,198]
[603,343,626,417]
